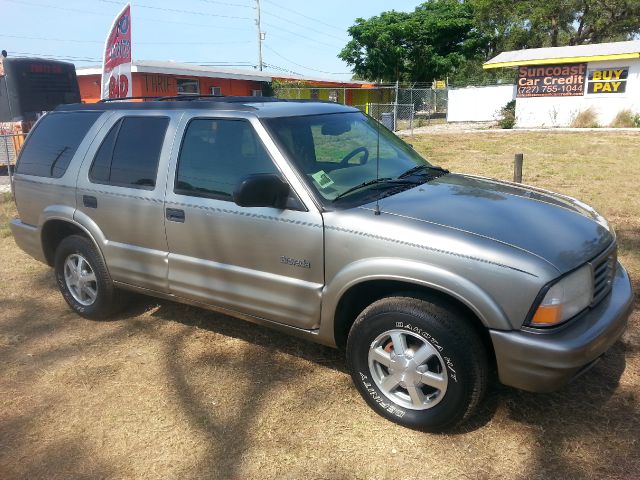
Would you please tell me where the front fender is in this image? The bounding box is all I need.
[316,257,511,347]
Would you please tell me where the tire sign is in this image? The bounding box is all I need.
[587,68,628,94]
[101,4,132,100]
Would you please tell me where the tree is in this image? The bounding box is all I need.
[339,0,640,84]
[458,0,640,84]
[470,0,640,55]
[338,0,480,83]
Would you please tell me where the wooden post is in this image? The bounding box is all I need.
[514,153,523,183]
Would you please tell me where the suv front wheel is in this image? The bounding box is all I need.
[346,295,488,432]
[54,235,122,320]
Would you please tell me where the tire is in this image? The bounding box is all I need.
[54,235,122,320]
[346,295,488,432]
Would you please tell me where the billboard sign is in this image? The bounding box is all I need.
[587,67,628,94]
[517,64,586,97]
[101,4,132,100]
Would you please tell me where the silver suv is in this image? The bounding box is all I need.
[10,98,633,431]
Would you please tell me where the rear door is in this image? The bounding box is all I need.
[76,111,181,292]
[163,113,325,329]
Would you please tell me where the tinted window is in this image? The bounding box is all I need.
[89,116,168,189]
[175,119,277,200]
[89,120,119,183]
[17,112,101,177]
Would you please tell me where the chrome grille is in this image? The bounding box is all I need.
[590,244,617,307]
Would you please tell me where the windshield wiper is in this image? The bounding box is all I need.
[333,177,417,202]
[398,164,449,179]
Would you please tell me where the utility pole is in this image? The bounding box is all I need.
[255,0,263,71]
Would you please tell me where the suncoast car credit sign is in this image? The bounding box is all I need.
[517,63,587,97]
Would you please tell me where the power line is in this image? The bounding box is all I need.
[5,0,108,16]
[263,45,352,75]
[0,34,252,46]
[96,0,252,20]
[9,51,260,67]
[261,9,346,42]
[262,22,342,49]
[9,51,103,62]
[194,0,253,8]
[4,0,253,30]
[262,0,345,32]
[262,62,302,76]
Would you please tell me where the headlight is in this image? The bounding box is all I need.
[529,264,593,327]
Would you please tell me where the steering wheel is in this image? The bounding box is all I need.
[339,146,369,167]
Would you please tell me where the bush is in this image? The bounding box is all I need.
[570,108,600,128]
[497,100,516,129]
[609,109,640,128]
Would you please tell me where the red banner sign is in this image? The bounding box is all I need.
[101,4,132,99]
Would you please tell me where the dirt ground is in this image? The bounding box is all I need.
[1,131,639,479]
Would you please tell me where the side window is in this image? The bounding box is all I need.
[89,116,169,189]
[17,111,102,178]
[175,119,278,200]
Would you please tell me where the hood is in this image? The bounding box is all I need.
[366,173,613,272]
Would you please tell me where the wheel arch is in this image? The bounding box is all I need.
[41,215,107,269]
[318,259,509,357]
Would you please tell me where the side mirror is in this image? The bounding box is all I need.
[233,173,291,209]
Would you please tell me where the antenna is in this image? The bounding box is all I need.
[373,46,383,216]
[373,84,381,216]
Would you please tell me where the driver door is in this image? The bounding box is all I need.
[163,115,325,330]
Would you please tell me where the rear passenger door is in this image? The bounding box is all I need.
[163,115,325,330]
[76,112,181,292]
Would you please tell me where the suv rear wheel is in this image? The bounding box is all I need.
[54,235,122,320]
[346,295,488,432]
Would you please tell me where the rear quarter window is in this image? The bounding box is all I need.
[16,111,102,178]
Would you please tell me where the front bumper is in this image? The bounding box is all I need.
[490,263,633,392]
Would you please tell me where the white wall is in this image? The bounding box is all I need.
[516,59,640,127]
[447,84,516,122]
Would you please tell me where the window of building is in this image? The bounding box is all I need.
[328,89,339,102]
[89,116,169,189]
[310,89,319,100]
[251,89,263,97]
[210,86,222,96]
[17,111,102,178]
[177,78,199,95]
[175,118,277,201]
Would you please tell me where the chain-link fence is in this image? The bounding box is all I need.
[273,85,448,132]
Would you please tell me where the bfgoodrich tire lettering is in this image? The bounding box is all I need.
[346,296,488,432]
[54,235,123,320]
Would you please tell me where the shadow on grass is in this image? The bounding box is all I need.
[2,275,636,479]
[145,299,346,479]
[503,341,636,479]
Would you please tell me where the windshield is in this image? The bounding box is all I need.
[264,112,433,207]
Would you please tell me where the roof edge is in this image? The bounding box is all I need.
[484,52,640,69]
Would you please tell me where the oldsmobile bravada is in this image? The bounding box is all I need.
[10,97,633,431]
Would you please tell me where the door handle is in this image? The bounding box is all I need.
[83,195,98,208]
[166,208,185,223]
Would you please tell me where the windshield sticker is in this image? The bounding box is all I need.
[312,170,335,188]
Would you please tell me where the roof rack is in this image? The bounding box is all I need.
[98,96,162,103]
[156,94,285,103]
[98,94,285,103]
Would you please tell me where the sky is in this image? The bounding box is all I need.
[1,0,422,79]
